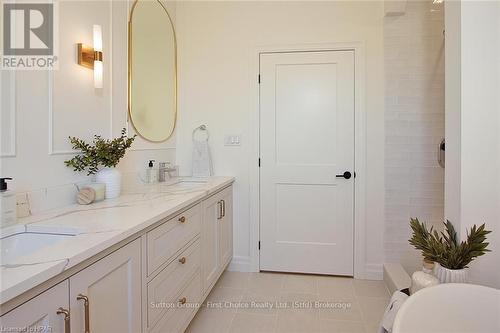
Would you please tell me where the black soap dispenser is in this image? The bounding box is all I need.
[146,160,156,183]
[0,177,16,225]
[0,177,12,191]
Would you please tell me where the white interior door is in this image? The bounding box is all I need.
[259,50,355,276]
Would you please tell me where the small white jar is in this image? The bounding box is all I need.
[410,260,440,295]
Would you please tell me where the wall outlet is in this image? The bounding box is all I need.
[224,135,241,146]
[16,193,32,218]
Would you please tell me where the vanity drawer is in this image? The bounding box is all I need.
[147,239,201,328]
[147,204,201,275]
[149,270,202,333]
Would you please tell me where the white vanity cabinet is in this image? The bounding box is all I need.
[69,238,142,333]
[0,240,141,333]
[201,192,222,293]
[201,186,233,295]
[219,187,233,273]
[144,203,203,333]
[147,204,202,276]
[1,182,233,333]
[144,186,233,332]
[0,281,69,333]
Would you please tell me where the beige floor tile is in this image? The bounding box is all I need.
[216,271,251,289]
[206,286,244,302]
[238,289,281,315]
[185,307,235,333]
[228,313,277,333]
[277,292,318,316]
[317,276,355,298]
[358,297,389,326]
[276,311,320,333]
[317,297,363,322]
[319,319,366,333]
[189,271,390,333]
[247,272,285,293]
[205,287,244,312]
[353,280,390,298]
[364,324,380,333]
[282,274,317,294]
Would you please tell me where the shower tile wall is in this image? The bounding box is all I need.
[384,0,445,273]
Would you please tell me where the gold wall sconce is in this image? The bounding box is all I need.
[77,25,103,88]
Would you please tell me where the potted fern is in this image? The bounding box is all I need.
[409,218,491,283]
[65,128,136,199]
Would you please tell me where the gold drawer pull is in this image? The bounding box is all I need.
[217,201,223,220]
[178,297,187,304]
[178,257,186,264]
[178,216,186,223]
[76,294,90,333]
[56,307,71,333]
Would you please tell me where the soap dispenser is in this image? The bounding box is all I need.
[0,177,17,226]
[146,160,157,183]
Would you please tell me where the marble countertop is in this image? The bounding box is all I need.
[0,176,234,305]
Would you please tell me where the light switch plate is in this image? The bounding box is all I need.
[224,135,241,146]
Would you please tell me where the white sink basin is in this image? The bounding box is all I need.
[393,283,500,333]
[1,232,76,263]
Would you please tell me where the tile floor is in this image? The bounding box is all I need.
[186,271,390,333]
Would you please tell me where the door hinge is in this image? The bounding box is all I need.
[258,74,261,84]
[258,241,261,250]
[258,158,261,167]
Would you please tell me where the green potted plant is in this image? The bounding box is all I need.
[64,128,136,199]
[409,218,491,283]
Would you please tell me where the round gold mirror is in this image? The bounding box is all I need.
[128,0,177,142]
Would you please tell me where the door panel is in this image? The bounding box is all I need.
[275,63,338,166]
[276,184,339,244]
[260,51,355,276]
[147,204,201,276]
[0,281,69,333]
[219,187,233,269]
[201,193,220,294]
[69,239,141,333]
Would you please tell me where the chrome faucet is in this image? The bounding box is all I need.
[158,162,178,182]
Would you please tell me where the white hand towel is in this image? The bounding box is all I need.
[192,140,212,178]
[379,290,409,333]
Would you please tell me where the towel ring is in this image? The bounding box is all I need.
[192,124,209,142]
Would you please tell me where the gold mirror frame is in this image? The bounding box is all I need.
[128,0,178,143]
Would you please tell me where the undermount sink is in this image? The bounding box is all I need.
[1,232,76,263]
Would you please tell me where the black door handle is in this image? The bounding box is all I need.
[336,171,352,179]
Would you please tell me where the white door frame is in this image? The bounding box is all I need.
[248,42,368,279]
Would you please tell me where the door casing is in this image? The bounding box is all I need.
[243,42,369,279]
[259,50,355,275]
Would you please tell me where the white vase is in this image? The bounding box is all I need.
[434,263,468,283]
[95,168,121,199]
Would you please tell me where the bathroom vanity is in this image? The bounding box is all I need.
[0,177,234,333]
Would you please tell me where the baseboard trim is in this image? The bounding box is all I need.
[227,256,254,272]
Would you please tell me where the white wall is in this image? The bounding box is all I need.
[175,1,386,276]
[444,0,461,231]
[384,0,445,274]
[0,0,176,217]
[445,0,500,288]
